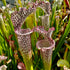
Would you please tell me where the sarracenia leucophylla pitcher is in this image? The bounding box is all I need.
[11,1,54,70]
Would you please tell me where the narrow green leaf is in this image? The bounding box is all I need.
[66,44,70,50]
[52,19,70,62]
[50,5,56,27]
[0,18,8,38]
[10,47,13,57]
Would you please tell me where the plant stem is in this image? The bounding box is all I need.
[0,18,8,38]
[2,0,7,6]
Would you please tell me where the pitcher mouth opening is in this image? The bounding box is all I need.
[36,39,55,50]
[15,28,33,36]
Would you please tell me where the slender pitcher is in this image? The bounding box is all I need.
[40,14,50,31]
[15,28,33,70]
[35,26,55,70]
[36,39,55,70]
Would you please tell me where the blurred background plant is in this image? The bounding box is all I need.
[0,0,70,70]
